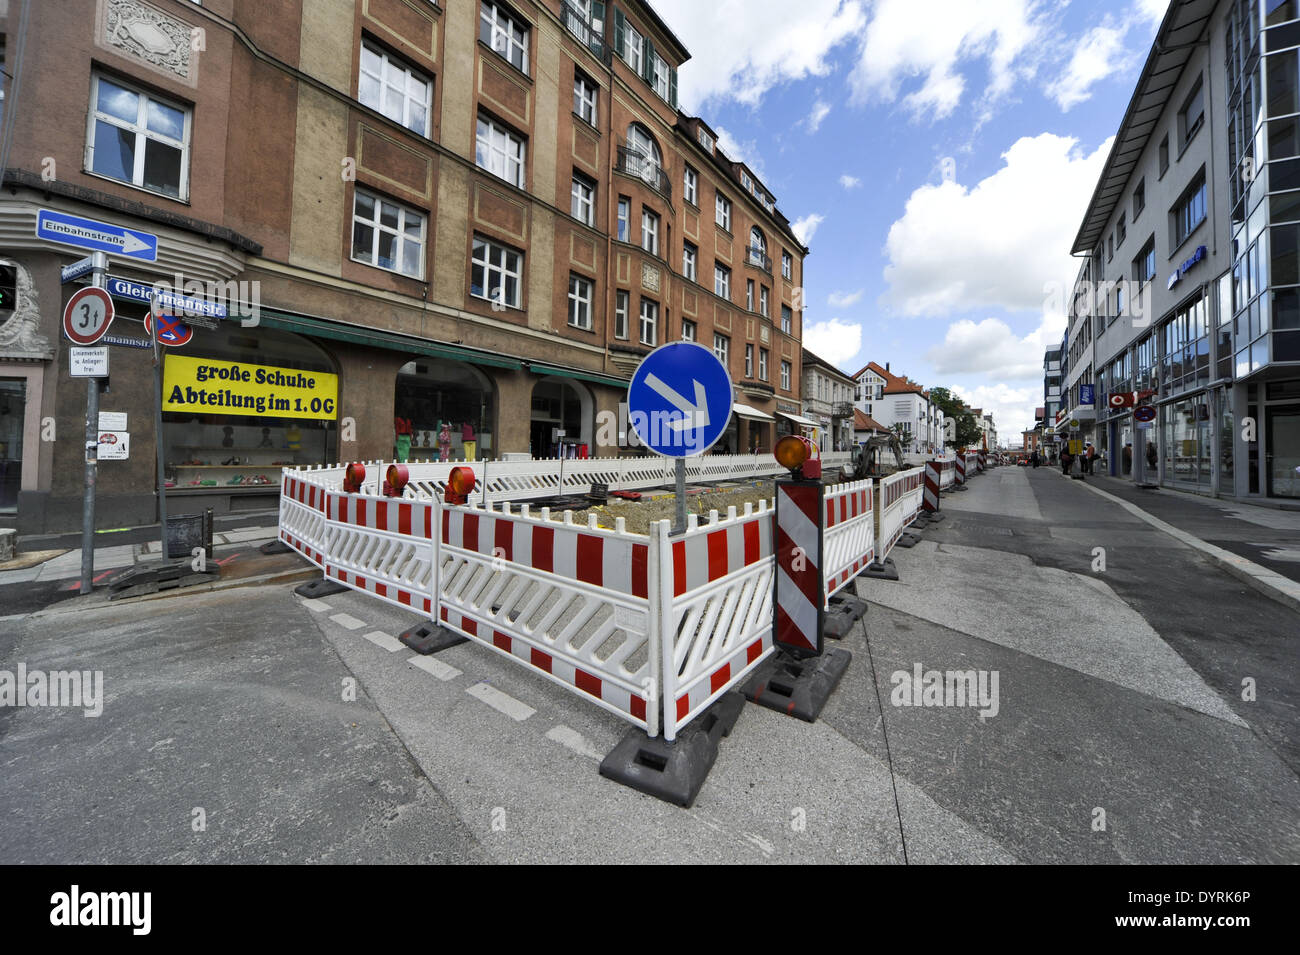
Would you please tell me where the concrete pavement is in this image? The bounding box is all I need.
[2,464,1296,863]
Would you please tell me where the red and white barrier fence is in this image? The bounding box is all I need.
[279,462,878,742]
[877,467,924,556]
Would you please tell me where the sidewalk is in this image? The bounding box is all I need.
[1063,470,1300,612]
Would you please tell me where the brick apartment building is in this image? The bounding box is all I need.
[0,0,808,533]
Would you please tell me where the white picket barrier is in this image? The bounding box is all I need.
[322,491,437,615]
[878,467,924,558]
[656,503,779,741]
[823,479,875,602]
[279,470,332,566]
[938,460,955,489]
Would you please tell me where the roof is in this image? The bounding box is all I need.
[801,348,856,383]
[631,0,692,64]
[1071,0,1218,254]
[853,409,886,432]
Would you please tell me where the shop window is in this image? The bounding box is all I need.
[395,358,495,461]
[161,325,338,490]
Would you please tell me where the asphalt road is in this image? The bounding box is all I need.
[1,466,1296,863]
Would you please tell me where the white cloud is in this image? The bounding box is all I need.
[654,1,867,110]
[1047,23,1133,111]
[828,289,865,308]
[839,174,862,189]
[849,0,1044,120]
[803,318,863,366]
[807,99,832,133]
[954,382,1039,440]
[791,213,826,245]
[1137,0,1169,25]
[926,314,1065,380]
[883,132,1113,316]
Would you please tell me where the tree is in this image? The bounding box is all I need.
[929,386,982,449]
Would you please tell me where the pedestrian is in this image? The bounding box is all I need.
[1146,441,1158,471]
[1031,450,1039,468]
[1084,442,1095,475]
[1060,448,1073,475]
[1123,443,1133,475]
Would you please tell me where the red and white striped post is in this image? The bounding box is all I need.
[922,459,941,514]
[978,450,987,472]
[954,451,967,488]
[772,436,825,659]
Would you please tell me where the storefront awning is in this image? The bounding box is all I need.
[256,308,523,370]
[527,362,630,390]
[777,411,818,428]
[732,402,774,421]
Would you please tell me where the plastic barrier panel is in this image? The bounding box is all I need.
[823,479,874,602]
[878,467,924,557]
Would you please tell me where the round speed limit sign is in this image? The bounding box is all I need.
[62,286,115,345]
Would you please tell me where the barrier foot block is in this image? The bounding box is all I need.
[294,577,349,599]
[895,532,921,548]
[741,648,852,723]
[599,692,744,808]
[861,558,899,581]
[824,595,868,640]
[952,485,968,491]
[399,622,468,655]
[259,539,294,555]
[923,511,946,523]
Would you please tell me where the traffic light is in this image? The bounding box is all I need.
[0,265,17,316]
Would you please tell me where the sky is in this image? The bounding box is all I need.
[652,0,1171,440]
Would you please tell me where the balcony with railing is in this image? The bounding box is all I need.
[833,402,855,419]
[744,246,772,273]
[615,146,672,202]
[563,2,611,63]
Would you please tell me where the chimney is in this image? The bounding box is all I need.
[886,362,890,372]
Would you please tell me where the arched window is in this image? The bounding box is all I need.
[750,227,766,254]
[626,123,662,184]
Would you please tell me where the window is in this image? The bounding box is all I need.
[571,173,595,226]
[1133,178,1145,218]
[1173,173,1207,246]
[86,74,189,199]
[1133,236,1156,284]
[781,360,791,391]
[626,123,662,172]
[716,193,731,231]
[714,263,731,299]
[639,298,658,346]
[682,241,697,281]
[713,332,729,366]
[359,41,432,136]
[745,344,754,377]
[470,234,522,308]
[352,189,426,278]
[681,318,696,341]
[617,196,630,241]
[574,71,597,126]
[683,165,698,205]
[782,251,793,280]
[614,290,629,339]
[1159,135,1170,175]
[1180,77,1205,148]
[698,127,713,152]
[480,2,529,73]
[741,171,753,192]
[568,274,593,329]
[1116,211,1126,247]
[476,113,526,187]
[624,22,643,74]
[759,349,769,381]
[760,286,769,318]
[652,54,670,100]
[781,304,792,334]
[641,209,659,255]
[1116,283,1125,315]
[746,278,754,311]
[1107,233,1113,262]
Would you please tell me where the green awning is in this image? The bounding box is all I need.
[256,308,522,370]
[527,362,630,390]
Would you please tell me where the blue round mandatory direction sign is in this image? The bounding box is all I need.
[628,341,733,457]
[1134,405,1157,423]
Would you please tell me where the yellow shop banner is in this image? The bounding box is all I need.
[163,354,339,420]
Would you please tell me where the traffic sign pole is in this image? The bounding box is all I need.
[673,459,687,535]
[79,251,108,594]
[153,305,168,563]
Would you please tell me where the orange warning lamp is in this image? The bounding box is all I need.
[774,435,821,479]
[343,462,366,493]
[446,466,476,505]
[384,463,409,497]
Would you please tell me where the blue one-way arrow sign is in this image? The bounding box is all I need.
[36,209,158,262]
[628,342,733,457]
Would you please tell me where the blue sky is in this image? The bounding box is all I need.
[653,0,1169,438]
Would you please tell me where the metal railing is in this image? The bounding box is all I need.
[744,246,772,272]
[563,2,611,63]
[615,146,672,201]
